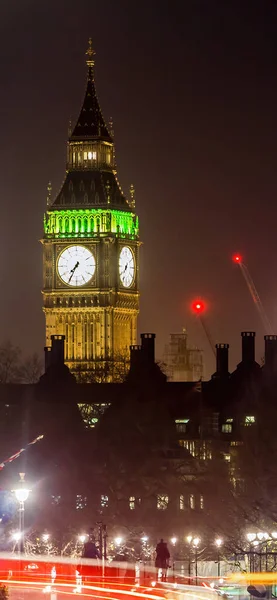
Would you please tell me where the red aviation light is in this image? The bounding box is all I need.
[232,253,242,264]
[191,299,205,315]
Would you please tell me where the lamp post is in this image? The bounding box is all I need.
[186,535,192,583]
[13,473,30,554]
[171,537,177,580]
[215,538,223,578]
[193,537,200,585]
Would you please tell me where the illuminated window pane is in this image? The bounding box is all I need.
[129,496,135,510]
[101,495,108,508]
[92,151,97,160]
[88,151,92,159]
[157,495,169,510]
[175,419,189,434]
[189,494,195,510]
[183,440,196,457]
[51,495,61,506]
[76,494,87,510]
[224,453,231,462]
[84,151,88,160]
[179,495,185,510]
[245,416,255,426]
[200,495,204,509]
[222,423,232,433]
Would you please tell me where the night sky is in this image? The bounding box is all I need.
[1,0,277,377]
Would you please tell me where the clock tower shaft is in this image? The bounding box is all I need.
[42,40,140,378]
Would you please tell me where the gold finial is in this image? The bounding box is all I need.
[47,181,52,207]
[86,37,95,69]
[68,118,72,137]
[129,184,135,209]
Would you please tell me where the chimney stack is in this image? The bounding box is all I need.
[44,346,52,372]
[130,344,142,369]
[241,331,255,364]
[141,333,156,364]
[51,335,65,366]
[264,335,277,369]
[213,343,229,378]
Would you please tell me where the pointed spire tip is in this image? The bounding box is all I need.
[86,37,95,69]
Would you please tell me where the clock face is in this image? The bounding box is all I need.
[57,245,95,287]
[119,246,135,288]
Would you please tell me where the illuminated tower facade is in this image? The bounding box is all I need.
[42,40,139,375]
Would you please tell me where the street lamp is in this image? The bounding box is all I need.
[42,533,50,543]
[13,473,30,554]
[78,534,87,544]
[186,536,193,583]
[215,538,223,577]
[114,537,123,546]
[193,537,200,585]
[171,537,177,546]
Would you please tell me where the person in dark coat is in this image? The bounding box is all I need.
[155,539,170,581]
[83,540,100,559]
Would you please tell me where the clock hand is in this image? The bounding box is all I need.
[68,261,80,282]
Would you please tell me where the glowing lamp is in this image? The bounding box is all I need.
[141,536,148,542]
[114,537,123,546]
[171,537,177,545]
[193,537,200,547]
[191,299,205,315]
[186,535,192,544]
[215,538,223,547]
[13,532,21,542]
[78,534,87,543]
[42,534,50,543]
[232,253,242,264]
[246,533,256,542]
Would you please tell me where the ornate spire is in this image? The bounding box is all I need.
[47,181,52,207]
[129,184,135,209]
[86,38,95,75]
[70,40,112,141]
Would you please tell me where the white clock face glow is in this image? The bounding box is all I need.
[119,246,135,288]
[57,245,95,287]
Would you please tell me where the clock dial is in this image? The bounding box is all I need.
[119,246,135,288]
[57,245,95,287]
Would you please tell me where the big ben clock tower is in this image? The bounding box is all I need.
[42,40,139,376]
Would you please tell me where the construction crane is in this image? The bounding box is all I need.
[191,299,216,356]
[232,254,273,334]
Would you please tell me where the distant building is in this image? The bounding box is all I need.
[163,328,204,381]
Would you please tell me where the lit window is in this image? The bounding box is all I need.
[157,495,169,510]
[51,495,61,506]
[245,416,255,426]
[129,496,135,510]
[76,495,87,510]
[224,453,231,462]
[200,495,204,509]
[189,494,195,510]
[84,151,88,160]
[182,440,196,457]
[175,419,189,433]
[92,151,97,160]
[100,495,108,508]
[179,495,185,510]
[222,423,232,433]
[199,441,212,460]
[231,441,243,446]
[88,151,92,159]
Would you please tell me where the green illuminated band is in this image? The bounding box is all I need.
[44,208,139,239]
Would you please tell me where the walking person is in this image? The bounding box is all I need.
[155,539,170,582]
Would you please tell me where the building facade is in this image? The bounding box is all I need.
[163,328,204,381]
[42,40,139,374]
